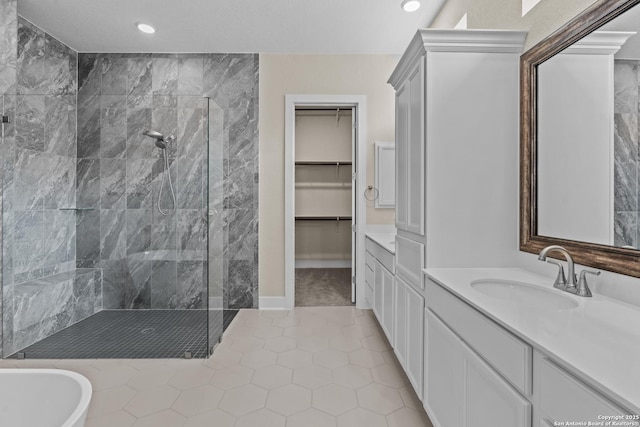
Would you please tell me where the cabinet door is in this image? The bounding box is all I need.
[425,309,464,427]
[425,309,531,427]
[405,283,424,400]
[373,261,383,324]
[381,263,395,343]
[394,277,408,367]
[537,355,630,425]
[395,84,409,231]
[463,344,531,427]
[406,59,425,235]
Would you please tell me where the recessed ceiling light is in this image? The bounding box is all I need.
[136,22,156,34]
[401,0,421,12]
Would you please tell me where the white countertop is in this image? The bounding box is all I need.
[424,267,640,414]
[365,232,396,254]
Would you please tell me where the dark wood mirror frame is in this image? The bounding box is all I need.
[521,0,640,278]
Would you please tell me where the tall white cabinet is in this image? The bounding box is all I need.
[387,29,526,406]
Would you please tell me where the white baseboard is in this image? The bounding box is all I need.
[295,260,351,268]
[259,296,288,310]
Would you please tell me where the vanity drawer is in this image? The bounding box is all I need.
[366,238,376,254]
[375,246,395,273]
[425,278,532,395]
[365,264,374,287]
[366,251,375,269]
[365,238,395,273]
[537,356,630,424]
[365,281,374,308]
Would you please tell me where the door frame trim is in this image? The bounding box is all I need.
[284,94,368,309]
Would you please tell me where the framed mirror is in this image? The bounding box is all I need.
[521,0,640,277]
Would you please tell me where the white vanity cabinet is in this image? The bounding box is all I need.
[535,354,632,425]
[394,276,424,399]
[365,236,395,344]
[394,59,424,235]
[378,261,394,342]
[424,273,638,427]
[388,29,526,279]
[425,278,532,427]
[425,310,531,427]
[366,233,425,400]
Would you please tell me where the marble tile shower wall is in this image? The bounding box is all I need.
[1,17,103,356]
[0,0,18,358]
[76,53,259,310]
[614,59,640,248]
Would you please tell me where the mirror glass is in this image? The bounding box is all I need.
[536,3,640,250]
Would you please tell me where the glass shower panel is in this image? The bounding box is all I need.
[2,89,214,359]
[122,94,213,358]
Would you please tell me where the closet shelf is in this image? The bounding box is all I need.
[295,161,352,166]
[295,215,352,221]
[295,183,352,188]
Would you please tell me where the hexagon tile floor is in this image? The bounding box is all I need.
[0,307,435,427]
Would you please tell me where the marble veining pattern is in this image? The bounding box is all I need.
[2,15,92,356]
[0,0,17,94]
[76,52,259,311]
[1,24,259,354]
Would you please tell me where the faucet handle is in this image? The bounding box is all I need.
[576,269,600,297]
[546,259,567,290]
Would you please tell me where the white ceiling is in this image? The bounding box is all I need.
[18,0,446,54]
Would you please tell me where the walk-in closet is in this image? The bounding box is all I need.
[294,108,354,306]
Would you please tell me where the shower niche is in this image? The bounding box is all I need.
[0,10,259,358]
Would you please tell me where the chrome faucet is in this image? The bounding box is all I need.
[538,245,577,292]
[538,245,598,298]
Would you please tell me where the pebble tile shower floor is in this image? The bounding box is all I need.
[10,310,239,359]
[0,307,433,427]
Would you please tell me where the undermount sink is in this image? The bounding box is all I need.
[470,279,579,310]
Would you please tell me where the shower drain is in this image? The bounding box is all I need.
[140,327,155,334]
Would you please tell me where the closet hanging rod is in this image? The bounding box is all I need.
[295,161,352,166]
[295,107,352,111]
[295,216,352,221]
[295,183,352,189]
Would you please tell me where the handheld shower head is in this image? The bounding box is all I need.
[142,130,167,149]
[142,130,164,140]
[142,130,177,216]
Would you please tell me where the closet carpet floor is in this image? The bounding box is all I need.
[295,268,352,307]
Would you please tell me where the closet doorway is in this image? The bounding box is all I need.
[284,95,368,310]
[294,107,354,307]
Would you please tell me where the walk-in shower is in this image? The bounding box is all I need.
[1,30,230,357]
[1,10,258,361]
[142,130,176,216]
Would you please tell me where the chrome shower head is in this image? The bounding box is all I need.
[142,129,167,149]
[143,129,164,140]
